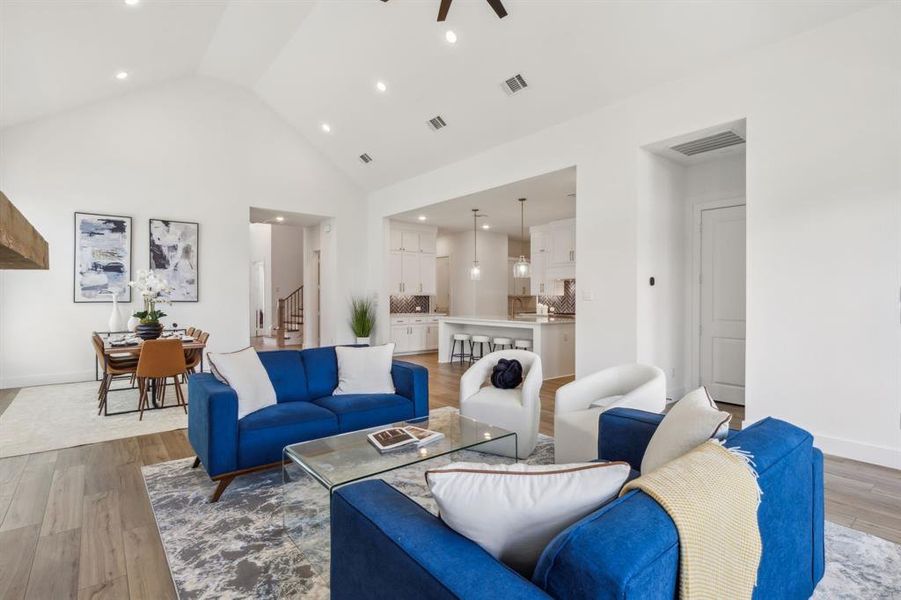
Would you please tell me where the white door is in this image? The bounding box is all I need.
[420,254,437,295]
[435,257,450,313]
[402,252,420,294]
[699,204,747,405]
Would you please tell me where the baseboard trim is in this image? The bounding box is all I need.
[0,370,96,390]
[812,433,901,470]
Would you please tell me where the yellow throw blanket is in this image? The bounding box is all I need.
[621,440,762,600]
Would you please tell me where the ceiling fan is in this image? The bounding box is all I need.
[380,0,508,22]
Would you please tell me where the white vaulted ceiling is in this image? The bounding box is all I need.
[0,0,877,190]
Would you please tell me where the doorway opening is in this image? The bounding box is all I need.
[248,207,327,351]
[641,120,747,405]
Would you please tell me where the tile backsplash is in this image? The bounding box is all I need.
[390,295,431,313]
[538,279,576,313]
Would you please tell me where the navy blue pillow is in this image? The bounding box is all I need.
[491,358,523,389]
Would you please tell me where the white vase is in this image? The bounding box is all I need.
[126,315,140,332]
[107,292,123,332]
[356,337,371,345]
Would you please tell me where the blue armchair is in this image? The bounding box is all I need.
[330,407,825,599]
[188,347,429,501]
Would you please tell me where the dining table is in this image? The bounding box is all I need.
[95,330,207,416]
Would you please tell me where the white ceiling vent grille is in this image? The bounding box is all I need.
[502,73,529,95]
[359,153,373,164]
[670,130,745,156]
[426,115,447,131]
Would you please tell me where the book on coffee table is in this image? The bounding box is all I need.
[368,425,445,453]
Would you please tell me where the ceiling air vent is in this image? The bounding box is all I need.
[670,130,745,157]
[359,153,373,164]
[426,115,447,131]
[502,73,528,95]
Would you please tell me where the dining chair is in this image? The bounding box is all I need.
[185,330,209,376]
[136,338,188,420]
[186,326,198,337]
[92,333,138,416]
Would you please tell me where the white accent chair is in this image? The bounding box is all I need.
[553,364,666,463]
[459,350,542,459]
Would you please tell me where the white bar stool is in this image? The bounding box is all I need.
[470,335,491,363]
[514,339,532,351]
[492,337,512,352]
[450,334,471,365]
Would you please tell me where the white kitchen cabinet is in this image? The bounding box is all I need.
[390,318,439,354]
[419,253,437,295]
[389,252,404,294]
[389,229,405,251]
[402,252,420,294]
[549,219,576,268]
[400,231,420,253]
[530,227,549,296]
[419,231,437,254]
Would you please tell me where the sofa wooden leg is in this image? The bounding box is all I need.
[210,475,235,503]
[191,456,201,469]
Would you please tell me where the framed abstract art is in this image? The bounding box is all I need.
[73,212,132,302]
[149,219,199,302]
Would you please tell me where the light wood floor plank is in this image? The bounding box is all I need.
[78,491,126,590]
[0,525,40,600]
[41,465,86,536]
[78,576,129,600]
[25,528,81,600]
[1,453,57,532]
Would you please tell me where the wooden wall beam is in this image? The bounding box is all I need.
[0,191,49,270]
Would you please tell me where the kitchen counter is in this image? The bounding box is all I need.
[438,316,574,379]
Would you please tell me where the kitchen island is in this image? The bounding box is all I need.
[438,316,575,379]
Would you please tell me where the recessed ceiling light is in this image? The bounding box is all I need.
[124,0,140,5]
[115,71,129,80]
[445,30,457,44]
[321,123,331,133]
[482,223,491,230]
[275,216,285,222]
[375,81,387,93]
[417,215,427,221]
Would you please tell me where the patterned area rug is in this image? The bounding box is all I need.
[0,380,188,457]
[143,409,901,599]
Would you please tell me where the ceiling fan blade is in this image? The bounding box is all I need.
[485,0,508,19]
[437,0,453,21]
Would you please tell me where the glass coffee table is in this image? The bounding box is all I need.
[281,410,517,583]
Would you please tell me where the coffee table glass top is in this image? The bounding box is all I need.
[283,410,516,492]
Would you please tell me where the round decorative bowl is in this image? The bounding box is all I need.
[135,322,164,340]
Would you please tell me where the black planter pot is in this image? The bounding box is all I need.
[135,322,163,340]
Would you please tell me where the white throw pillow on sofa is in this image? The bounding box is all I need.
[207,347,277,419]
[334,343,396,395]
[426,461,631,576]
[640,386,731,474]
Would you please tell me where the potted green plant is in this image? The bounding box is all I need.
[128,270,173,340]
[349,296,376,345]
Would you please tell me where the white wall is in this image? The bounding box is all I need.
[0,77,366,387]
[440,230,508,317]
[366,5,901,467]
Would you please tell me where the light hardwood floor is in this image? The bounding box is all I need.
[0,352,898,599]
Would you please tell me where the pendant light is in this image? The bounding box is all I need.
[512,198,531,279]
[470,208,481,280]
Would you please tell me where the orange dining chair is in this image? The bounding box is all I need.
[136,339,188,420]
[92,333,138,415]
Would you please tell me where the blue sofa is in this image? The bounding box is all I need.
[330,408,825,599]
[187,346,429,501]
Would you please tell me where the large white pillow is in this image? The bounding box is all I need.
[207,347,277,419]
[334,343,396,395]
[640,386,731,474]
[426,461,631,576]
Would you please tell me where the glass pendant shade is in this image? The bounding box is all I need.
[513,256,531,279]
[470,260,481,281]
[513,198,531,278]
